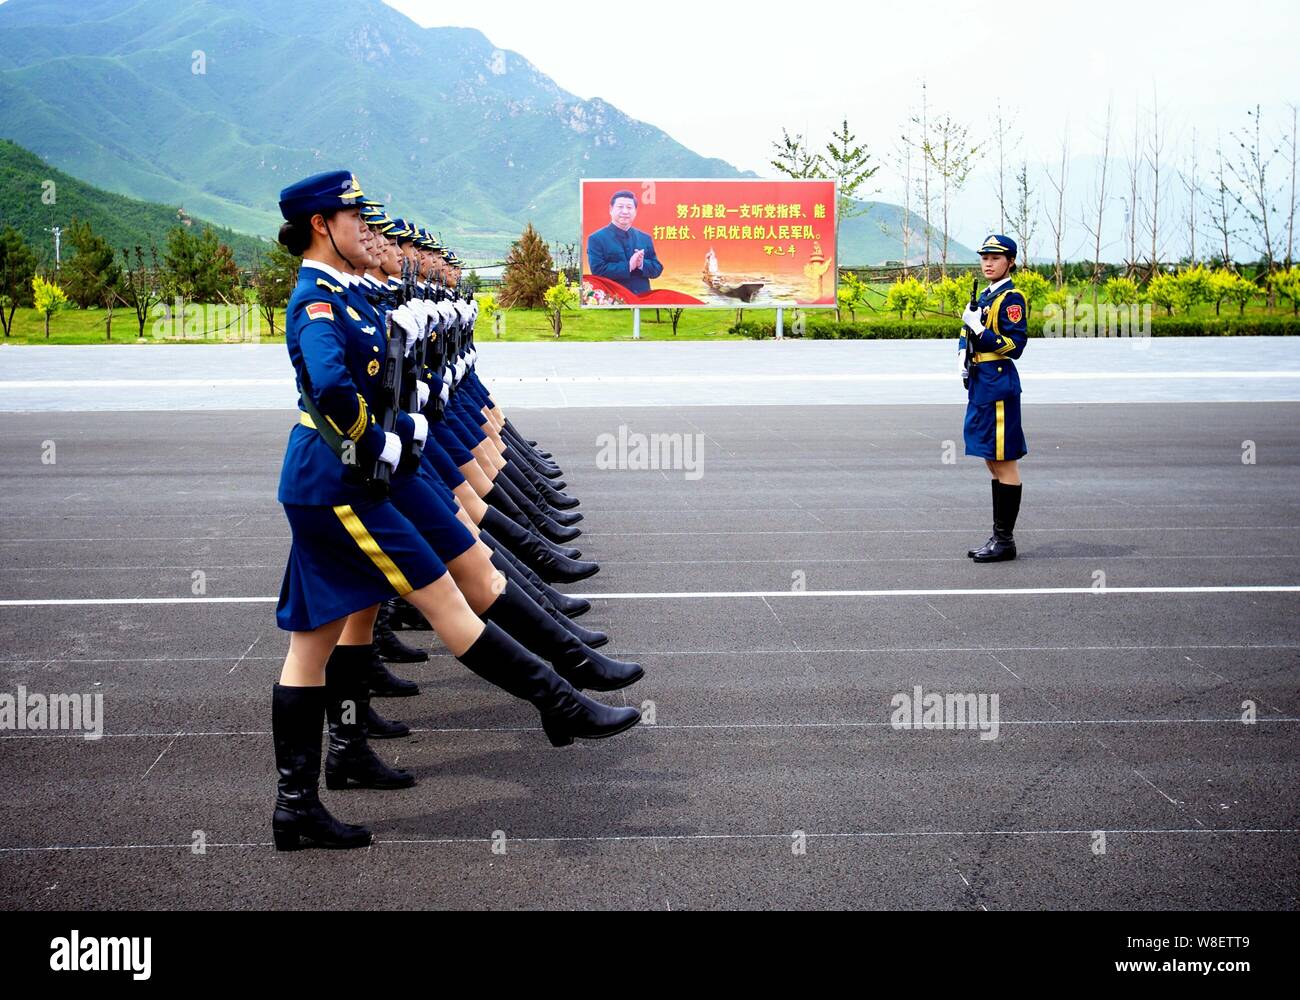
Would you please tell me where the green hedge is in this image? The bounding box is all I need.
[731,315,1300,340]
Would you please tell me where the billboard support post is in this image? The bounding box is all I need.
[775,307,784,340]
[632,307,640,340]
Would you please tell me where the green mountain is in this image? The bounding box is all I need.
[0,0,973,266]
[0,136,269,267]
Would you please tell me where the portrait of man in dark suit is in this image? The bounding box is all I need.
[585,189,664,295]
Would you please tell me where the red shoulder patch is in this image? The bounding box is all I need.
[1005,303,1023,324]
[305,302,334,322]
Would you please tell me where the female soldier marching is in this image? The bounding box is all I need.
[269,170,640,851]
[959,235,1028,562]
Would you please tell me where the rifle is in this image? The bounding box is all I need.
[962,276,979,389]
[369,261,409,495]
[405,260,433,456]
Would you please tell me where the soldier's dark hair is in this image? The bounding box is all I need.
[277,215,314,257]
[610,190,637,207]
[278,210,345,257]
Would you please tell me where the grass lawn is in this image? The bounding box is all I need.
[0,304,809,345]
[0,285,1292,345]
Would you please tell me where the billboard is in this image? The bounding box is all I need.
[579,178,837,309]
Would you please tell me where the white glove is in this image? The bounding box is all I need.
[410,413,428,445]
[961,303,984,336]
[416,379,430,409]
[438,301,456,329]
[391,304,420,355]
[455,359,467,380]
[379,431,402,470]
[438,378,450,404]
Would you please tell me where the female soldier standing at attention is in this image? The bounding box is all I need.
[269,171,640,851]
[959,235,1028,563]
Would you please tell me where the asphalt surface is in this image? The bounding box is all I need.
[0,401,1297,910]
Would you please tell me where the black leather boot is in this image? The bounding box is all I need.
[485,543,608,648]
[389,598,431,631]
[271,684,372,851]
[365,702,410,740]
[968,480,999,558]
[478,515,597,614]
[367,642,420,698]
[482,583,643,692]
[503,422,561,471]
[972,481,1021,563]
[495,472,581,543]
[324,645,416,790]
[507,459,579,509]
[546,506,584,526]
[481,507,598,582]
[456,622,641,746]
[374,600,428,663]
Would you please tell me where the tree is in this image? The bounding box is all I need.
[1080,101,1113,303]
[1143,86,1168,276]
[1217,269,1257,315]
[32,273,69,338]
[1045,127,1070,288]
[161,224,240,314]
[991,100,1017,232]
[462,269,483,293]
[1228,104,1281,278]
[1009,160,1038,268]
[923,112,982,276]
[1147,272,1178,316]
[822,118,879,225]
[1285,104,1298,268]
[1270,266,1300,316]
[770,128,822,179]
[118,245,163,339]
[837,270,869,321]
[1013,268,1051,321]
[542,271,578,337]
[1103,275,1142,307]
[0,226,38,337]
[248,242,298,337]
[668,307,685,336]
[884,276,930,319]
[1178,126,1203,265]
[914,82,934,273]
[500,223,554,309]
[1123,98,1145,275]
[62,217,121,309]
[932,274,967,316]
[1206,136,1239,268]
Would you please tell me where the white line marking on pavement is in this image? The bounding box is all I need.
[2,718,1296,741]
[4,370,1300,390]
[1,585,1298,607]
[1,828,1296,853]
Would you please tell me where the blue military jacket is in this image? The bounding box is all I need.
[277,260,412,505]
[586,223,664,295]
[962,278,1028,405]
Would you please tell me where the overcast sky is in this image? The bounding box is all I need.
[388,0,1299,259]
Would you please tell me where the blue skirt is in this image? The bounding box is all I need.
[277,499,446,632]
[432,420,476,467]
[389,469,477,563]
[964,395,1028,461]
[423,438,468,490]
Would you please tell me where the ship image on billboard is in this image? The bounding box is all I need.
[580,178,837,309]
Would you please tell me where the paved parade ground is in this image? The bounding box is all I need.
[0,340,1297,909]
